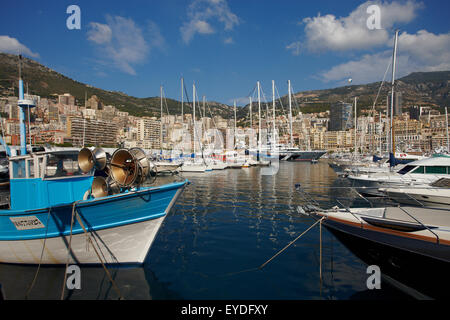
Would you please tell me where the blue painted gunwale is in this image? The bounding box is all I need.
[0,179,188,241]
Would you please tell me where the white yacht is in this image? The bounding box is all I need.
[348,156,450,196]
[380,178,450,208]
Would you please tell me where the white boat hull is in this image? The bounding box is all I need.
[0,217,165,265]
[381,188,450,208]
[180,163,206,172]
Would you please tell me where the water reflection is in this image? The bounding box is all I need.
[146,161,407,299]
[0,263,179,300]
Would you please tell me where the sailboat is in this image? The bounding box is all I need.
[180,82,207,173]
[0,60,188,265]
[346,30,444,195]
[153,85,182,174]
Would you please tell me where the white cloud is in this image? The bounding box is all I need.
[0,36,39,58]
[297,0,423,53]
[87,16,166,75]
[87,23,112,44]
[286,41,301,56]
[181,0,240,44]
[321,30,450,84]
[224,37,234,44]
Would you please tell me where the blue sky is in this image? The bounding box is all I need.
[1,0,449,106]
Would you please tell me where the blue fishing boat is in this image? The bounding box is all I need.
[0,60,188,265]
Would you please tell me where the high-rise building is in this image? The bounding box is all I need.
[67,117,118,147]
[409,105,420,120]
[136,117,161,149]
[329,102,353,131]
[387,91,403,116]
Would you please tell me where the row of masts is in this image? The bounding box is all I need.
[158,78,298,154]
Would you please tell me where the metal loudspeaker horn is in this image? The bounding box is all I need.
[129,148,151,185]
[78,147,108,173]
[91,176,109,198]
[110,148,139,187]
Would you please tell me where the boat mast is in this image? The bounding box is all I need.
[390,30,399,155]
[249,97,253,129]
[257,81,262,155]
[160,85,163,154]
[379,111,382,154]
[193,82,196,156]
[17,55,35,156]
[354,97,357,158]
[234,100,237,149]
[288,80,293,148]
[272,80,276,149]
[181,77,184,122]
[446,107,449,153]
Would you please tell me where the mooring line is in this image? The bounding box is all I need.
[25,206,52,299]
[60,201,124,300]
[222,217,326,277]
[60,201,79,300]
[74,211,124,300]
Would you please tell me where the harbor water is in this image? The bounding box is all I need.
[0,160,413,300]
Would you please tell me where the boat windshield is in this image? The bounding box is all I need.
[44,152,88,179]
[397,165,416,175]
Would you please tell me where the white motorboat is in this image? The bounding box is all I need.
[180,161,207,172]
[380,178,450,208]
[348,156,450,196]
[153,161,182,174]
[206,160,227,170]
[297,202,450,298]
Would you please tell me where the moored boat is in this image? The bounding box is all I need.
[0,67,188,265]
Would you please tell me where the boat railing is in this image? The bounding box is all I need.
[397,206,441,244]
[295,183,446,243]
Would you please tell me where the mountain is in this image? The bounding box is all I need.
[237,71,450,119]
[0,53,233,119]
[0,53,448,121]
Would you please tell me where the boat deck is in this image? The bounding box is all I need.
[317,206,450,246]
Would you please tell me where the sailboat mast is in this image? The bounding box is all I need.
[193,83,196,155]
[390,30,399,155]
[234,100,237,149]
[354,97,357,158]
[288,80,293,148]
[446,107,449,152]
[257,81,262,154]
[181,77,184,122]
[249,97,253,129]
[272,80,276,147]
[160,85,163,153]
